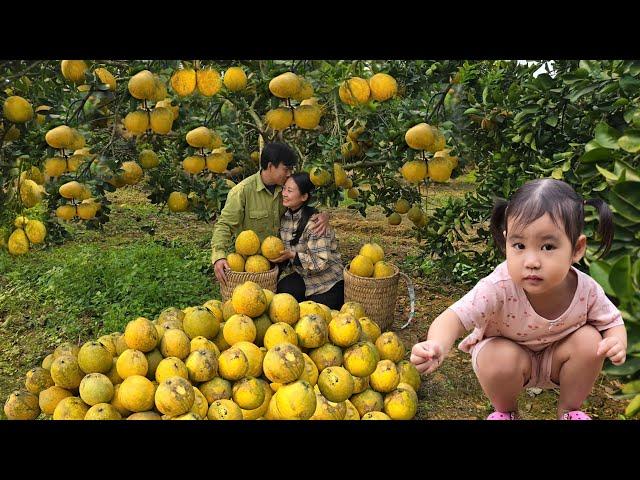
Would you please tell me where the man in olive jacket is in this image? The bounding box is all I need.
[211,142,329,285]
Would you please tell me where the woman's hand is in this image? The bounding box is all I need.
[271,250,296,264]
[310,211,330,236]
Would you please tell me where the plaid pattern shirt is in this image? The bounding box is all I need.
[279,208,344,297]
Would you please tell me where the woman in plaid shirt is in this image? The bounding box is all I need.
[270,172,344,309]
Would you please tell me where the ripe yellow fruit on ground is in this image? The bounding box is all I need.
[384,385,418,420]
[25,367,54,394]
[197,68,222,96]
[8,228,29,255]
[263,343,304,384]
[116,349,148,379]
[265,108,293,131]
[171,69,197,96]
[361,411,391,420]
[370,360,400,393]
[300,353,319,387]
[38,386,73,415]
[123,110,149,135]
[397,360,421,391]
[375,332,405,362]
[185,349,219,383]
[387,213,402,225]
[368,73,397,102]
[232,377,265,410]
[118,375,156,412]
[183,155,206,175]
[401,160,428,183]
[125,317,159,352]
[308,343,343,372]
[79,373,114,406]
[358,317,381,343]
[128,70,157,100]
[349,254,374,277]
[343,341,379,377]
[223,314,257,345]
[85,403,122,420]
[199,377,232,404]
[328,314,362,348]
[226,253,245,272]
[183,306,220,340]
[50,355,84,389]
[121,161,143,185]
[208,399,243,420]
[61,60,88,84]
[317,366,354,403]
[295,314,328,348]
[268,293,300,325]
[155,357,188,383]
[232,281,267,318]
[150,107,173,134]
[293,105,321,129]
[218,347,249,381]
[4,390,40,420]
[94,67,116,90]
[3,95,33,123]
[339,77,370,106]
[263,322,298,350]
[269,72,301,98]
[223,67,247,92]
[405,123,435,151]
[53,396,89,420]
[235,230,260,256]
[168,192,189,212]
[275,380,317,420]
[350,388,384,417]
[160,329,191,360]
[77,341,112,374]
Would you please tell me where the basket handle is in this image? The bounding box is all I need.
[398,272,416,330]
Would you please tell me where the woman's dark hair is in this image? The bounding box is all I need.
[260,142,298,171]
[489,178,614,258]
[285,172,317,246]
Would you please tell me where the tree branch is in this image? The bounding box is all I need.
[426,82,453,123]
[343,159,387,169]
[0,61,46,83]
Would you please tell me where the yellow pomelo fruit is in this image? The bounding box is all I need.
[127,70,156,99]
[264,393,283,419]
[42,354,55,371]
[401,160,428,183]
[309,167,331,187]
[168,191,189,212]
[407,205,424,223]
[317,366,354,403]
[197,68,222,96]
[56,204,76,221]
[205,152,230,173]
[275,380,317,420]
[185,349,219,383]
[76,201,98,221]
[299,353,319,386]
[292,78,314,101]
[94,67,116,90]
[396,360,421,392]
[339,77,370,106]
[349,255,374,277]
[223,314,257,345]
[428,156,453,182]
[223,67,247,92]
[66,128,85,150]
[14,214,29,228]
[358,317,382,343]
[139,149,159,169]
[186,126,213,148]
[4,390,40,419]
[155,357,188,383]
[61,60,88,84]
[118,375,156,412]
[265,108,293,131]
[350,388,384,417]
[298,301,328,323]
[208,399,243,420]
[217,347,249,381]
[394,198,411,214]
[333,162,349,187]
[8,229,29,256]
[198,377,232,404]
[263,322,298,350]
[45,125,75,149]
[370,359,400,393]
[268,293,300,325]
[226,253,245,272]
[183,155,206,174]
[295,314,328,349]
[375,331,405,362]
[150,107,173,134]
[328,313,362,348]
[50,355,84,389]
[52,396,89,420]
[96,335,117,357]
[222,300,237,321]
[373,261,395,278]
[347,187,359,199]
[183,306,220,340]
[430,127,446,153]
[244,255,271,273]
[171,68,197,96]
[3,124,20,141]
[190,336,220,357]
[344,399,360,420]
[234,341,264,378]
[341,139,361,159]
[106,358,123,385]
[301,96,320,107]
[154,377,196,417]
[157,307,185,325]
[125,317,159,352]
[190,386,208,418]
[343,341,379,377]
[240,379,272,420]
[38,386,73,415]
[156,98,179,120]
[77,341,113,374]
[3,95,33,123]
[263,343,305,384]
[85,403,122,420]
[269,72,301,98]
[310,392,346,420]
[260,236,284,261]
[79,373,114,406]
[308,343,343,373]
[126,411,161,420]
[359,243,384,264]
[65,154,84,173]
[232,281,267,318]
[388,213,402,225]
[293,105,321,130]
[116,349,148,379]
[25,367,54,395]
[110,384,131,417]
[20,179,43,208]
[231,376,265,410]
[368,73,397,102]
[352,374,370,394]
[361,411,391,420]
[160,329,191,360]
[383,385,418,420]
[405,123,435,151]
[44,157,67,177]
[253,314,272,347]
[123,110,149,135]
[53,342,80,359]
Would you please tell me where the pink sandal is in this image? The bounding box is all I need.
[561,410,591,420]
[487,411,517,420]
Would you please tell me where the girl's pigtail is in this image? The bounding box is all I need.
[584,198,614,258]
[490,198,509,254]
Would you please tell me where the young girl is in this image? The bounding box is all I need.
[271,172,344,309]
[410,179,627,420]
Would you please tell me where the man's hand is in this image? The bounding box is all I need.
[410,340,445,375]
[271,250,296,264]
[597,336,627,366]
[214,259,230,286]
[310,211,330,236]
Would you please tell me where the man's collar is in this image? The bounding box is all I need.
[257,171,280,195]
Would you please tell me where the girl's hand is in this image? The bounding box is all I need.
[271,250,296,264]
[410,340,445,375]
[597,336,626,365]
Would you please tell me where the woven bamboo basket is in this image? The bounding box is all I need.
[220,266,279,302]
[343,265,415,331]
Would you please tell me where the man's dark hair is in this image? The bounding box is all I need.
[260,142,298,171]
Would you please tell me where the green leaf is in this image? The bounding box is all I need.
[585,140,602,152]
[595,164,619,182]
[463,107,482,115]
[595,122,621,149]
[609,255,635,301]
[590,260,615,296]
[604,357,640,376]
[579,147,612,164]
[618,129,640,153]
[620,76,640,95]
[609,189,640,223]
[613,181,640,208]
[623,108,639,124]
[614,160,640,181]
[633,259,640,288]
[551,168,563,179]
[568,84,598,102]
[545,116,558,127]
